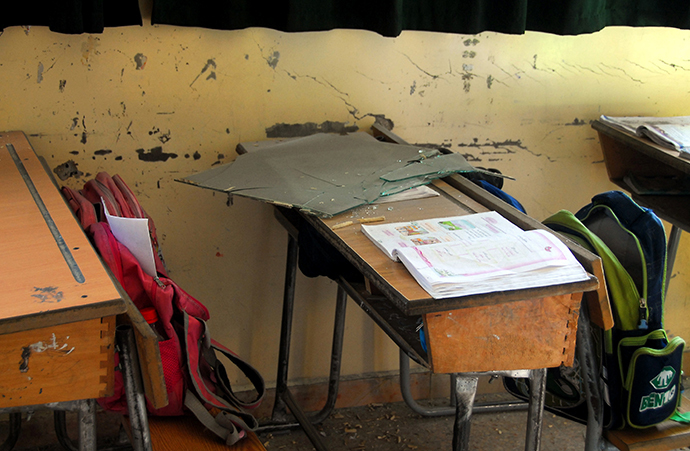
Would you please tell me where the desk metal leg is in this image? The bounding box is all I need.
[117,326,152,451]
[76,400,97,451]
[452,375,478,451]
[258,234,347,451]
[577,302,606,451]
[525,368,546,451]
[399,350,527,417]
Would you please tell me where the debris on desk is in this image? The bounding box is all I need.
[176,132,504,218]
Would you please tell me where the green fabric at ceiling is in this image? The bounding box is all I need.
[151,0,690,36]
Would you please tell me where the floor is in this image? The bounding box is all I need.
[2,394,689,451]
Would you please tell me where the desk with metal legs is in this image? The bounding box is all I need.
[240,127,606,451]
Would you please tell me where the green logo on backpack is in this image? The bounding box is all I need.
[639,367,677,412]
[650,366,676,390]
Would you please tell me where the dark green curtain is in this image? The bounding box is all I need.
[0,0,142,34]
[151,0,690,36]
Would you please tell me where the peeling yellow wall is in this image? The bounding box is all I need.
[1,6,689,391]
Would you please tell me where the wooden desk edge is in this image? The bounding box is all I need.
[0,299,127,336]
[592,120,690,173]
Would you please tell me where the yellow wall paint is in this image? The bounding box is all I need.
[1,14,689,390]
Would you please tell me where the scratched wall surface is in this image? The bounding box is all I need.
[1,18,689,390]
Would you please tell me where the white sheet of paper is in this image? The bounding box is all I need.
[103,201,157,278]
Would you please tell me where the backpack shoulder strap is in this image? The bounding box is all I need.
[544,209,641,331]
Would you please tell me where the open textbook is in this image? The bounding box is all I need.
[599,115,690,158]
[361,211,590,299]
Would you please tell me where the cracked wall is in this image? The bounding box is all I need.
[1,19,689,389]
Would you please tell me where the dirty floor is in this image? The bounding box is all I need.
[3,394,689,450]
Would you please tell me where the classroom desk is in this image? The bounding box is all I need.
[592,119,690,293]
[231,126,607,451]
[0,131,158,451]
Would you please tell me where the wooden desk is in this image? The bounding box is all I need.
[231,127,606,451]
[0,131,127,450]
[592,119,690,288]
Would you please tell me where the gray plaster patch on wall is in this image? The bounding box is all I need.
[134,53,147,70]
[267,51,280,69]
[266,121,359,138]
[37,62,44,83]
[53,160,83,180]
[136,146,178,162]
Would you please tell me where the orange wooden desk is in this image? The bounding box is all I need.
[0,131,127,450]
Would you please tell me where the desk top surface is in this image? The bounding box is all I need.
[0,131,126,335]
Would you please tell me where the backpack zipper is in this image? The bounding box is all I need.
[638,297,648,330]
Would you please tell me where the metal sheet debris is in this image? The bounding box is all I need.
[177,133,490,217]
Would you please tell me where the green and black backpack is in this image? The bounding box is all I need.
[505,190,685,429]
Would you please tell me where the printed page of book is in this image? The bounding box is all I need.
[361,212,589,299]
[599,115,690,155]
[360,211,524,260]
[395,229,589,298]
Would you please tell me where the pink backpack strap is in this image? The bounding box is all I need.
[95,172,135,218]
[83,177,121,219]
[60,186,98,229]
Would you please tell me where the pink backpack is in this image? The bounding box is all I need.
[62,174,264,445]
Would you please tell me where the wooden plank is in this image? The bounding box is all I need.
[0,317,115,407]
[0,131,126,335]
[147,415,267,451]
[605,395,690,451]
[423,292,582,373]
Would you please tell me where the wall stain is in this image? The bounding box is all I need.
[373,115,395,132]
[212,153,226,166]
[136,147,178,162]
[59,80,66,92]
[81,36,99,66]
[184,151,201,160]
[266,121,359,138]
[565,118,588,126]
[190,59,216,87]
[94,149,112,156]
[456,138,529,156]
[37,62,44,83]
